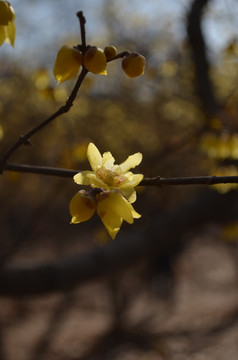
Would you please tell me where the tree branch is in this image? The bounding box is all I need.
[2,162,238,187]
[0,67,88,172]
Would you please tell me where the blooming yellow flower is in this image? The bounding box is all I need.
[70,143,143,239]
[53,45,83,83]
[74,143,143,203]
[70,189,141,239]
[0,1,15,47]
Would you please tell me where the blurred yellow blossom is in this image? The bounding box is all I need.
[0,1,15,47]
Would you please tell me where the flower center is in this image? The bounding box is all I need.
[96,166,125,187]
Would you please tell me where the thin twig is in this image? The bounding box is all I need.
[0,67,88,172]
[77,11,86,51]
[3,162,238,187]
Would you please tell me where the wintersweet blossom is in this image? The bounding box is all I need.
[0,1,15,47]
[70,143,143,239]
[73,143,143,203]
[70,189,141,239]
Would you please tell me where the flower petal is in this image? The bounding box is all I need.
[5,20,15,46]
[74,171,94,185]
[87,143,102,171]
[97,196,123,239]
[53,46,82,83]
[98,191,134,224]
[102,151,115,169]
[0,25,6,46]
[121,188,137,203]
[119,153,142,172]
[120,174,144,189]
[69,190,96,224]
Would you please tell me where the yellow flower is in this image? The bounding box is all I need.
[53,45,83,83]
[0,1,15,47]
[74,143,143,203]
[83,46,107,75]
[122,52,146,78]
[70,189,141,239]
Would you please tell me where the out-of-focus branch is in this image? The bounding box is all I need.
[0,189,237,296]
[187,0,220,115]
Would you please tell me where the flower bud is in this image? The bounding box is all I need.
[84,46,107,75]
[0,1,15,26]
[104,46,117,61]
[53,46,83,83]
[70,190,96,224]
[122,52,146,78]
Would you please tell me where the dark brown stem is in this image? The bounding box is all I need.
[2,162,238,187]
[0,67,88,172]
[77,11,86,51]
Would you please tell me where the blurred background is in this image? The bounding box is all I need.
[1,0,238,359]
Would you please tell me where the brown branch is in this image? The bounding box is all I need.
[0,67,88,172]
[77,11,87,51]
[3,162,238,187]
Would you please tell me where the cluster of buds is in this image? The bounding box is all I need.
[0,0,15,47]
[54,44,146,83]
[70,143,143,239]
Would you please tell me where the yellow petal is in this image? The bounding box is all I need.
[87,143,102,171]
[74,171,94,185]
[97,196,123,239]
[98,191,134,224]
[119,153,142,172]
[0,25,6,46]
[121,188,137,203]
[5,20,15,46]
[120,174,144,189]
[53,45,82,83]
[99,210,122,240]
[102,151,115,169]
[69,190,96,224]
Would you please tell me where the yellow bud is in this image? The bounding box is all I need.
[53,45,83,83]
[104,46,117,61]
[70,190,96,224]
[84,46,107,75]
[122,52,146,78]
[0,1,15,26]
